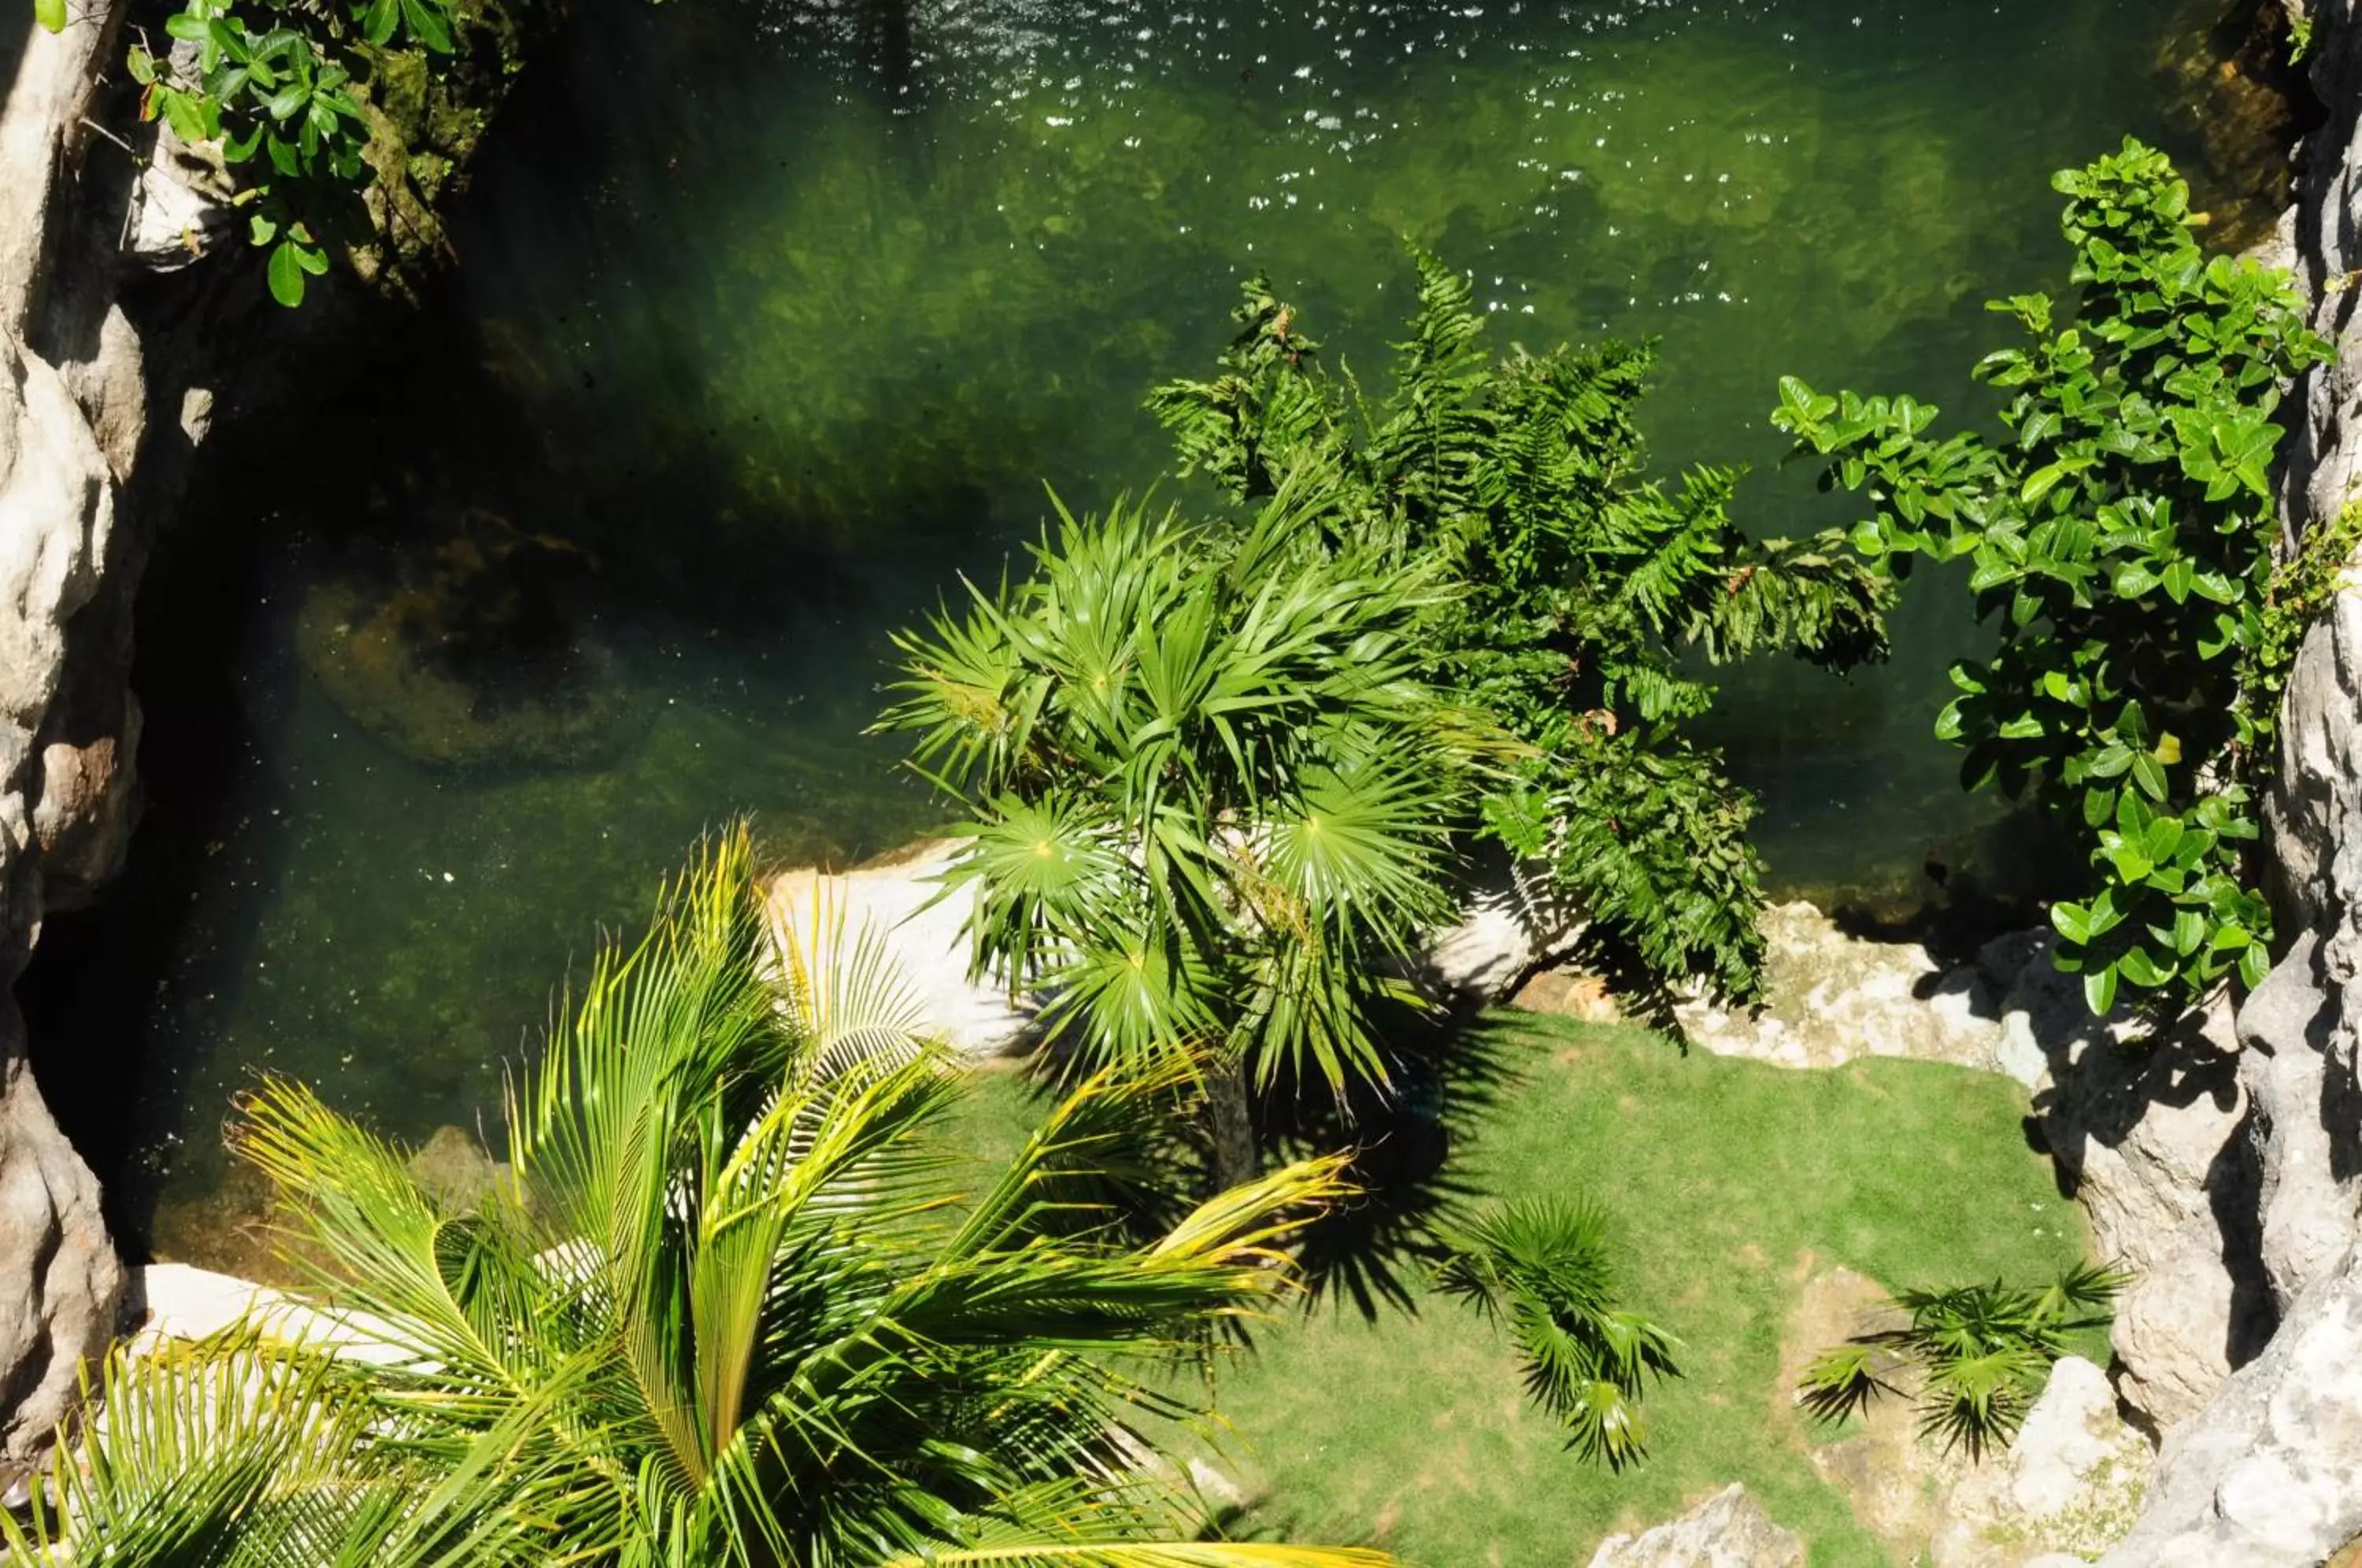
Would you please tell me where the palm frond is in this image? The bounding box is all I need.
[1435,1196,1679,1470]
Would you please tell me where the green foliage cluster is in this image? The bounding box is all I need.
[127,0,461,303]
[2244,497,2362,764]
[9,832,1393,1568]
[1797,1263,2126,1459]
[881,483,1466,1104]
[1435,1195,1681,1470]
[1151,258,1892,1006]
[1774,137,2331,1016]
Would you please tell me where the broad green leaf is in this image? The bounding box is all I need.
[266,239,306,306]
[2238,942,2271,989]
[2050,902,2092,945]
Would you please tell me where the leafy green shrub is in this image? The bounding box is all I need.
[1435,1195,1681,1470]
[129,0,462,304]
[1797,1263,2126,1459]
[879,482,1472,1178]
[1773,138,2332,1015]
[1153,257,1891,1007]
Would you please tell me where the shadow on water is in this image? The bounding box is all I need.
[17,422,306,1259]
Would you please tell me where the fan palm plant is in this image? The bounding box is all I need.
[1796,1260,2127,1458]
[6,829,1394,1567]
[1434,1196,1681,1470]
[880,476,1482,1185]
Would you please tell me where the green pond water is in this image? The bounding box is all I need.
[32,0,2271,1266]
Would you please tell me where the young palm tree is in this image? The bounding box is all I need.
[8,830,1394,1567]
[1796,1261,2127,1458]
[880,475,1481,1186]
[1435,1196,1681,1470]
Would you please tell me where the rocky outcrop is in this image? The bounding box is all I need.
[2029,993,2260,1434]
[1936,1357,2153,1565]
[2100,1241,2362,1566]
[1584,1484,1805,1568]
[1664,901,2011,1072]
[0,0,244,1473]
[2101,1,2362,1557]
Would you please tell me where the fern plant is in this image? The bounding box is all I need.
[1434,1196,1681,1470]
[1796,1262,2127,1459]
[1152,257,1893,1005]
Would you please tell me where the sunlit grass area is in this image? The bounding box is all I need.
[946,1014,2091,1567]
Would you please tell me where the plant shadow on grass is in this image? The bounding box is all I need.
[998,1000,1529,1326]
[1260,1005,1531,1323]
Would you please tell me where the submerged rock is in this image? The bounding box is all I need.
[1584,1483,1805,1568]
[405,1125,509,1214]
[296,520,643,773]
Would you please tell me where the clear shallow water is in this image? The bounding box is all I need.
[29,0,2256,1266]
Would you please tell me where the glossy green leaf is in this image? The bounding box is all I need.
[266,239,306,306]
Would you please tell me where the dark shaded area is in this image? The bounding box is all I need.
[18,413,298,1260]
[1263,1008,1529,1322]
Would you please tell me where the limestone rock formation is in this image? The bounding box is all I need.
[2099,1241,2362,1566]
[2106,0,2362,1555]
[0,0,239,1471]
[1584,1484,1805,1568]
[1665,901,2012,1072]
[0,279,133,1471]
[2024,992,2259,1433]
[1934,1357,2153,1566]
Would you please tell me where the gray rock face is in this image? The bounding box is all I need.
[1668,901,2012,1072]
[2100,1241,2362,1567]
[1584,1484,1805,1568]
[0,292,130,1471]
[2026,991,2260,1433]
[1934,1356,2153,1566]
[0,0,236,1470]
[2109,2,2362,1555]
[0,1047,118,1463]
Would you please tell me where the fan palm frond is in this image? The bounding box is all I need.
[1435,1196,1681,1470]
[1797,1261,2128,1459]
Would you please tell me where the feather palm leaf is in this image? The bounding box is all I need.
[20,830,1391,1566]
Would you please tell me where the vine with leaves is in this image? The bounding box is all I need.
[134,0,461,303]
[1774,138,2331,1017]
[31,0,468,303]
